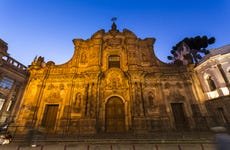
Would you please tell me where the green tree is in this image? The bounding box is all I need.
[168,36,215,65]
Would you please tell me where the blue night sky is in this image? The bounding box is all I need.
[0,0,229,66]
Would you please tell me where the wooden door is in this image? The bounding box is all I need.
[41,104,59,129]
[171,103,188,130]
[105,97,125,133]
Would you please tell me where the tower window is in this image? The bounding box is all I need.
[108,55,120,68]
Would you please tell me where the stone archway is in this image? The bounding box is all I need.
[105,96,125,133]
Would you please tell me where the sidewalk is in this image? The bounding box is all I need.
[1,139,216,150]
[1,132,217,150]
[1,143,216,150]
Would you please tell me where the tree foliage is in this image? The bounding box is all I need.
[168,36,215,65]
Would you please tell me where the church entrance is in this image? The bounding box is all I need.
[105,97,125,133]
[171,103,188,130]
[41,104,59,129]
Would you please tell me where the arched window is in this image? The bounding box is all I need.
[207,76,216,91]
[108,55,120,68]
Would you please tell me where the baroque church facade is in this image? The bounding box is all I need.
[14,23,208,134]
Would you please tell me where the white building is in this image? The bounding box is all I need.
[195,44,230,126]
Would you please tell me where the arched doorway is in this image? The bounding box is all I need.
[105,96,125,133]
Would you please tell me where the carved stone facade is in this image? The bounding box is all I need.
[0,39,28,124]
[15,23,207,134]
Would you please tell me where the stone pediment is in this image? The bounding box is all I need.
[91,23,137,40]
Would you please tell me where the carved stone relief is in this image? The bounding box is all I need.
[167,90,185,103]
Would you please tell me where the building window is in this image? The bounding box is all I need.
[207,76,216,91]
[0,98,5,111]
[108,55,120,68]
[0,77,14,89]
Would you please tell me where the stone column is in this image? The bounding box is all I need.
[83,84,89,117]
[140,82,146,117]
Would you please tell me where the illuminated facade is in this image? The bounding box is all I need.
[195,44,230,126]
[15,23,208,134]
[0,39,28,124]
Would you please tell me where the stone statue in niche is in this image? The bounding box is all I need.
[134,93,142,117]
[73,93,81,113]
[148,93,154,107]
